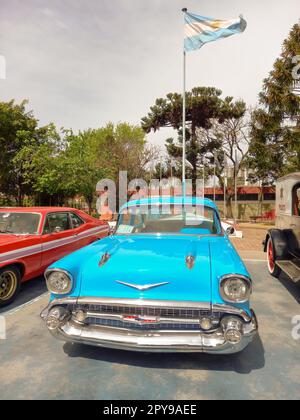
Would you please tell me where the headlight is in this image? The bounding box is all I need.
[220,275,252,303]
[45,269,73,295]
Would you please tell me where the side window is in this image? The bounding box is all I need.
[70,212,84,229]
[292,184,300,216]
[43,217,51,234]
[43,213,71,234]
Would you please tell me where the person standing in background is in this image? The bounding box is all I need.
[97,186,113,221]
[130,186,144,201]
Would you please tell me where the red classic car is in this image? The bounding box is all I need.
[0,207,109,307]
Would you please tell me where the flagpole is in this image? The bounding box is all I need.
[234,148,238,224]
[213,153,216,203]
[182,8,187,197]
[224,160,227,219]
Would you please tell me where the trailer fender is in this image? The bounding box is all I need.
[264,229,289,259]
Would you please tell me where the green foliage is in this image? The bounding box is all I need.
[0,101,151,210]
[0,99,50,204]
[142,87,232,133]
[142,87,246,197]
[91,122,148,180]
[247,22,300,183]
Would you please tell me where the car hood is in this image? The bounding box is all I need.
[52,234,249,307]
[0,234,34,249]
[79,235,212,302]
[72,235,249,309]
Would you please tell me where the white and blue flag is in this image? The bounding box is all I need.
[184,12,247,52]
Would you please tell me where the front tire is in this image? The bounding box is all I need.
[0,266,21,307]
[267,237,282,278]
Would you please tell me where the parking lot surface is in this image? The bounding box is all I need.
[0,261,299,400]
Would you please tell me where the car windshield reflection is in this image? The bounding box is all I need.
[0,212,41,235]
[115,204,221,235]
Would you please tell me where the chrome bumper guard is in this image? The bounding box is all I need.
[41,298,258,354]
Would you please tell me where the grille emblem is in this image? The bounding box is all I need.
[116,281,169,291]
[122,315,159,325]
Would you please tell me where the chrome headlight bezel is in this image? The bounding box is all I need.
[45,269,73,295]
[220,274,252,303]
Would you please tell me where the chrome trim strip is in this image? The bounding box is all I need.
[76,297,212,310]
[212,303,251,322]
[114,233,224,238]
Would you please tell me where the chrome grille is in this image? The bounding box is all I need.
[68,302,221,332]
[72,303,213,319]
[86,318,203,331]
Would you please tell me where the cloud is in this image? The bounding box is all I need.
[0,0,299,149]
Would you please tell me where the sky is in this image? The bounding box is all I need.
[0,0,299,149]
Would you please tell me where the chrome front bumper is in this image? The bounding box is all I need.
[43,316,258,354]
[41,298,258,354]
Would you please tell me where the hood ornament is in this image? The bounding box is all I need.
[99,252,111,267]
[186,255,195,270]
[116,281,169,291]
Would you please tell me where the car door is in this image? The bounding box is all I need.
[41,212,77,269]
[68,211,87,248]
[69,211,107,250]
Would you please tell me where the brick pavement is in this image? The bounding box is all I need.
[230,224,269,260]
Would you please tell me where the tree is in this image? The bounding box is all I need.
[0,98,157,209]
[141,87,246,193]
[90,122,159,193]
[0,99,54,205]
[58,130,107,212]
[12,124,64,205]
[247,22,300,182]
[165,105,250,217]
[198,108,250,218]
[61,123,157,211]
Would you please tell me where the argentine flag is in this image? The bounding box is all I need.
[184,12,247,52]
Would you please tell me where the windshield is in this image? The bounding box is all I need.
[0,212,41,235]
[116,204,221,235]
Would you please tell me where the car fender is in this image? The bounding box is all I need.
[0,260,26,279]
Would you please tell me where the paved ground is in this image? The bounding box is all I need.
[0,276,47,315]
[0,260,299,400]
[230,225,269,260]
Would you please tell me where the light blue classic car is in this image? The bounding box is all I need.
[41,197,258,354]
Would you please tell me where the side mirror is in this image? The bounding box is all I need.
[226,226,235,236]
